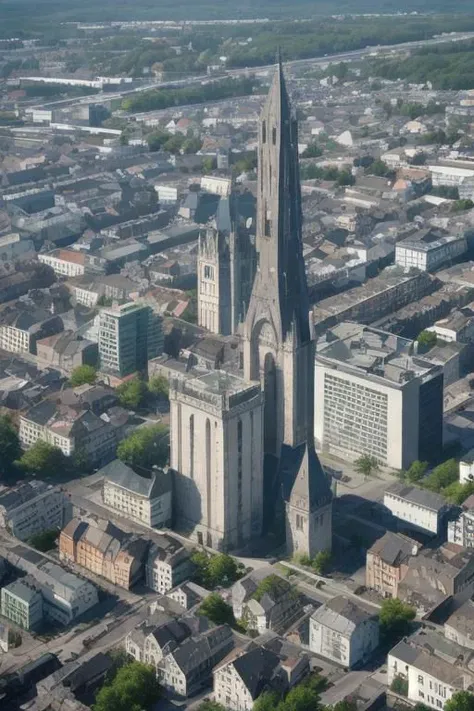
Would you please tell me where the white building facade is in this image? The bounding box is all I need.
[310,596,379,669]
[0,481,69,541]
[384,483,449,536]
[38,251,86,277]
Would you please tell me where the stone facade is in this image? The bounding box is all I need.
[242,61,332,558]
[170,371,263,551]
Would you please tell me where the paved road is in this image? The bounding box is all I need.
[27,30,474,114]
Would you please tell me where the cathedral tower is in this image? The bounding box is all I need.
[243,60,332,558]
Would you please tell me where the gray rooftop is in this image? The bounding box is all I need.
[312,596,377,635]
[385,482,448,512]
[317,323,439,385]
[100,459,170,500]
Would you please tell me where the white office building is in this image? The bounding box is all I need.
[315,323,444,470]
[384,482,451,536]
[395,229,466,273]
[429,164,474,199]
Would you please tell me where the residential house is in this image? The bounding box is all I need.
[310,596,379,669]
[157,624,234,697]
[232,572,302,634]
[366,532,421,598]
[166,582,209,610]
[101,460,172,528]
[0,480,69,541]
[0,308,64,355]
[36,331,98,374]
[398,544,474,616]
[145,537,194,594]
[213,637,309,711]
[388,630,474,710]
[20,400,121,466]
[59,518,149,589]
[448,506,474,548]
[444,599,474,650]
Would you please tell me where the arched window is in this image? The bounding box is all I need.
[189,415,194,479]
[262,120,266,144]
[272,127,277,145]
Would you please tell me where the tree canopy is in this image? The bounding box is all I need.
[445,691,474,711]
[117,423,169,470]
[0,414,22,478]
[191,551,244,588]
[17,440,67,478]
[148,374,169,399]
[199,593,235,625]
[93,661,160,711]
[69,364,97,387]
[379,598,416,642]
[116,377,148,410]
[354,454,380,477]
[417,330,437,351]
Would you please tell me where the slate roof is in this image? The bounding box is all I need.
[368,532,418,566]
[232,646,281,699]
[100,459,171,499]
[385,482,448,512]
[311,596,377,635]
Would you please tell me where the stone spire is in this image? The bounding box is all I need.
[246,59,311,348]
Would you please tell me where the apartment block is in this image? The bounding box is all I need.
[1,576,43,630]
[366,532,420,598]
[98,302,163,377]
[145,537,193,594]
[59,518,148,590]
[395,229,467,273]
[315,323,444,469]
[0,481,69,541]
[101,460,172,528]
[38,249,86,277]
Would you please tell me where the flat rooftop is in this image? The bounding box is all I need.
[171,371,261,411]
[317,323,438,384]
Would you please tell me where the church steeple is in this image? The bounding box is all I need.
[251,59,311,346]
[243,62,333,558]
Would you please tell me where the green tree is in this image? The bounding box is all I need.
[148,374,169,399]
[312,550,331,575]
[354,454,380,477]
[253,574,293,602]
[379,598,416,642]
[417,330,437,351]
[198,703,227,711]
[28,529,59,552]
[443,480,474,505]
[117,424,169,469]
[69,364,97,387]
[445,691,474,711]
[117,377,148,409]
[370,159,392,177]
[325,702,358,711]
[424,458,458,492]
[202,156,216,172]
[208,553,242,587]
[191,551,243,588]
[453,199,474,211]
[280,684,320,711]
[17,441,67,478]
[199,593,235,625]
[93,661,160,711]
[0,414,22,477]
[253,693,282,711]
[302,142,323,158]
[405,460,428,483]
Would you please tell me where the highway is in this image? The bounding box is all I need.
[28,30,474,114]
